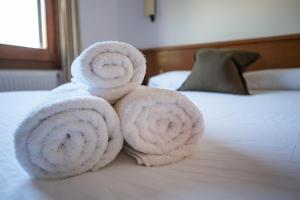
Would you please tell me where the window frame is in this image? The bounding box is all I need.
[0,0,60,69]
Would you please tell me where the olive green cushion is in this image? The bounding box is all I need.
[178,48,260,94]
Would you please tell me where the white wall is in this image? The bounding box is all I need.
[77,0,300,49]
[78,0,119,50]
[118,0,300,48]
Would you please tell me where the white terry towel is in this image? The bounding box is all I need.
[71,41,146,103]
[114,86,204,166]
[14,83,123,179]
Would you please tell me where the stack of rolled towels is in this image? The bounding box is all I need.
[14,41,204,179]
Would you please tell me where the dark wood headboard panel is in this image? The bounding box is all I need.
[141,34,300,83]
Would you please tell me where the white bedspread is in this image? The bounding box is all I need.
[1,90,300,200]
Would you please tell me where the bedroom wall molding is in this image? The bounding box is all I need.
[141,34,300,83]
[58,0,81,82]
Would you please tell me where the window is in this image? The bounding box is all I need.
[0,0,60,69]
[0,0,47,48]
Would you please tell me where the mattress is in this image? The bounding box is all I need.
[0,90,300,200]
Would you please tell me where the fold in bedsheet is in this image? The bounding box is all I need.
[115,86,204,166]
[14,83,123,179]
[71,41,146,103]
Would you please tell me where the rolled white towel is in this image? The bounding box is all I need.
[71,41,146,103]
[114,86,204,166]
[14,83,123,179]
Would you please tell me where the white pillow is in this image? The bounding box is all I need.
[148,68,300,91]
[148,71,191,90]
[244,69,300,90]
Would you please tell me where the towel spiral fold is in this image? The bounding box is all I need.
[115,86,204,166]
[71,41,146,103]
[14,84,123,179]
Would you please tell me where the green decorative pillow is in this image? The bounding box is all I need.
[178,48,260,94]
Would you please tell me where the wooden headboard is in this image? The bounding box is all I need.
[141,34,300,83]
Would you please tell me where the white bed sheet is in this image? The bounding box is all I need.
[0,90,300,200]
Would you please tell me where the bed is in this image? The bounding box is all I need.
[1,34,300,200]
